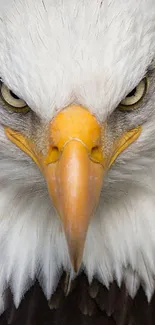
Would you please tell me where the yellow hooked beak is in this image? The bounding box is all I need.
[5,105,141,272]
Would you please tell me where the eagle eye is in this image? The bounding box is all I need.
[0,84,29,113]
[120,77,148,109]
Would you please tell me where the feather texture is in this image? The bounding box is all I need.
[1,274,155,325]
[0,0,154,316]
[0,0,155,120]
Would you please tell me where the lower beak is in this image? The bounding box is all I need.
[5,105,142,272]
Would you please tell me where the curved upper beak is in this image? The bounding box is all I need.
[43,106,104,271]
[44,141,104,271]
[4,105,142,272]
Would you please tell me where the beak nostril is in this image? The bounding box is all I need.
[44,146,60,164]
[50,146,60,162]
[91,146,99,158]
[52,146,59,153]
[91,146,99,154]
[90,146,103,164]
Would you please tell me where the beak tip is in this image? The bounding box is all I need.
[71,257,82,274]
[68,242,83,273]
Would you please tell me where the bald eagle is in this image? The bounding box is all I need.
[0,0,155,324]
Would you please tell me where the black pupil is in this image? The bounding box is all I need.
[127,87,137,97]
[10,91,20,100]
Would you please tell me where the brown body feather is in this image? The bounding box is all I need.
[0,273,154,325]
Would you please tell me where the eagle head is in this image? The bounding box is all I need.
[0,0,154,309]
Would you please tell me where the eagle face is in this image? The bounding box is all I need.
[0,0,154,310]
